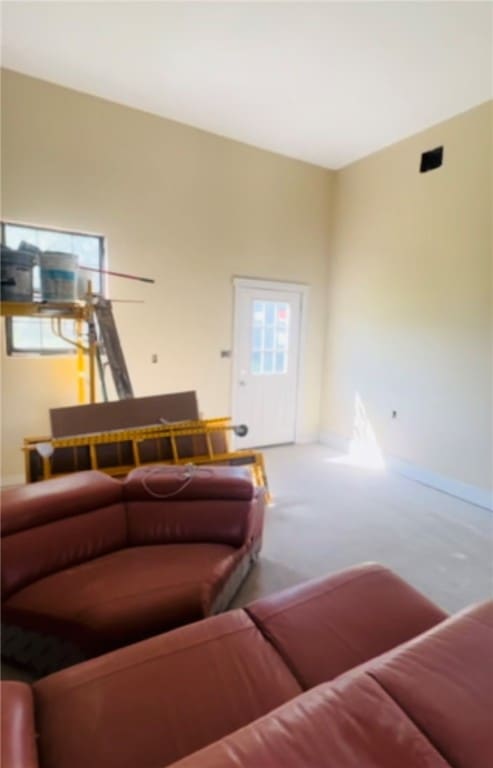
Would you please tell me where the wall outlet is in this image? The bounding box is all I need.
[392,410,397,419]
[151,354,158,364]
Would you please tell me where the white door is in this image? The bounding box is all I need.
[232,280,303,448]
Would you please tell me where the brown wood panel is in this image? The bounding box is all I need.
[50,391,199,437]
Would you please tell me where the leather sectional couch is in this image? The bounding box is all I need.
[1,466,264,674]
[3,562,491,768]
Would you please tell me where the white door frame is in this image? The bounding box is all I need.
[231,277,309,445]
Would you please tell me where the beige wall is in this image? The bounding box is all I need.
[2,69,491,495]
[322,101,493,492]
[1,69,333,482]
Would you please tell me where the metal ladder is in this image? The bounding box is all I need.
[92,297,134,399]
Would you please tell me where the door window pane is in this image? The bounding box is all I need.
[251,350,262,374]
[250,299,290,375]
[252,326,263,350]
[277,304,289,324]
[265,302,275,325]
[275,351,287,374]
[263,351,274,374]
[276,329,288,349]
[253,301,265,323]
[264,326,275,350]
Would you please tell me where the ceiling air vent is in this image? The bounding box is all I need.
[420,146,443,173]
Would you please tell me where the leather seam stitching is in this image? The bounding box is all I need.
[33,619,263,699]
[246,567,387,623]
[365,671,455,768]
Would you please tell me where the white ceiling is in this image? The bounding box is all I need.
[2,1,492,169]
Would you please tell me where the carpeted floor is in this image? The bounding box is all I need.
[2,443,491,682]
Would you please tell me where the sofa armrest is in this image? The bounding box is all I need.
[1,682,39,768]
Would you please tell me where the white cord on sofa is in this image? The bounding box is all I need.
[140,464,214,499]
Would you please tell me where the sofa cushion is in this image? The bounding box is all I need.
[33,611,301,768]
[170,673,450,768]
[4,544,242,654]
[246,562,447,688]
[124,467,256,547]
[368,601,493,768]
[126,499,253,547]
[1,682,39,768]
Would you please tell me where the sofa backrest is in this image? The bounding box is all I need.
[168,601,493,768]
[367,601,493,768]
[123,466,255,548]
[246,562,448,688]
[33,610,301,768]
[1,472,126,599]
[171,672,452,768]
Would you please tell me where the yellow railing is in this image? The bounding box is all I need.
[23,417,270,498]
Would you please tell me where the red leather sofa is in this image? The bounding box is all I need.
[1,466,264,674]
[3,563,491,768]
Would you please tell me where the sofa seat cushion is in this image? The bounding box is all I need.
[3,544,241,654]
[33,610,301,768]
[170,673,451,768]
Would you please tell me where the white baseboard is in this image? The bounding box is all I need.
[1,473,26,488]
[386,456,493,512]
[319,431,493,512]
[320,432,351,453]
[295,431,319,445]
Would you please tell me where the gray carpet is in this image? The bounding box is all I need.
[3,443,491,682]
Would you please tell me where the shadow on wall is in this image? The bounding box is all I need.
[327,393,385,471]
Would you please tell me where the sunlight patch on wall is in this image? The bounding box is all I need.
[328,393,385,471]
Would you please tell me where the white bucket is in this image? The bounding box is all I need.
[39,252,78,302]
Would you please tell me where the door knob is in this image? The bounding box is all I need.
[239,380,246,386]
